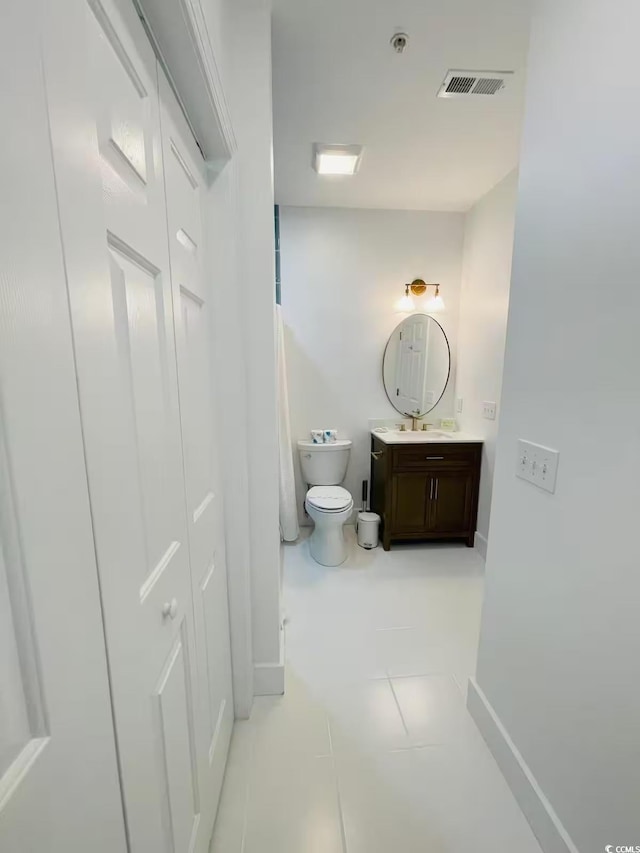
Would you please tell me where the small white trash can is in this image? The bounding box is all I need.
[357,511,380,549]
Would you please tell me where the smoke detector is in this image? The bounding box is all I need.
[437,69,514,98]
[390,32,409,54]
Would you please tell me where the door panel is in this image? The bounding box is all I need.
[87,2,202,846]
[42,0,209,850]
[0,2,125,848]
[108,241,182,574]
[0,540,38,780]
[391,473,429,531]
[155,624,201,853]
[159,73,233,849]
[179,290,214,513]
[91,0,149,190]
[200,560,232,755]
[430,472,473,533]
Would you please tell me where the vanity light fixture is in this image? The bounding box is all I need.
[395,279,445,313]
[313,143,363,176]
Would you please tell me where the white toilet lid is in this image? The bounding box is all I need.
[306,486,352,512]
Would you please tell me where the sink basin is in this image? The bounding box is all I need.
[387,430,450,441]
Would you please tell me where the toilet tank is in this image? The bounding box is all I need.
[297,440,352,486]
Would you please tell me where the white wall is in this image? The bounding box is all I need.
[473,1,640,850]
[456,171,518,556]
[206,159,255,717]
[280,206,464,524]
[202,0,282,705]
[227,0,282,693]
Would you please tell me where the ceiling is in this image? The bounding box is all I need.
[272,0,531,211]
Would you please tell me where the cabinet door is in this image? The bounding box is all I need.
[429,471,473,533]
[391,473,429,531]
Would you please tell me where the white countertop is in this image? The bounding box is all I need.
[371,429,483,445]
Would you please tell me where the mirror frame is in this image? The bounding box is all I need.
[381,313,451,417]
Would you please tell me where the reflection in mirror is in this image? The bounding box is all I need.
[383,313,450,417]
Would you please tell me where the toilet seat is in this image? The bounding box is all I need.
[306,485,353,513]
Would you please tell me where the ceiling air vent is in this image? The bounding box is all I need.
[437,69,514,99]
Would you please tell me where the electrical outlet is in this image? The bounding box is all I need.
[516,439,559,494]
[482,401,497,420]
[456,397,463,413]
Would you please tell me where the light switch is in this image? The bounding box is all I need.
[482,401,497,420]
[516,439,559,494]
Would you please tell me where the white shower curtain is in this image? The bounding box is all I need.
[276,305,299,542]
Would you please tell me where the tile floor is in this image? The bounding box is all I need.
[210,527,542,853]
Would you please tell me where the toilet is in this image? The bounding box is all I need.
[297,439,353,566]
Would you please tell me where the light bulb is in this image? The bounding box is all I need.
[395,293,415,313]
[425,293,445,313]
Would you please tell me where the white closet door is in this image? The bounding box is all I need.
[0,2,126,851]
[159,73,234,848]
[42,0,210,851]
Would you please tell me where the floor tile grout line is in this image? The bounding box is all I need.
[451,671,468,697]
[327,718,349,853]
[386,669,450,680]
[237,727,257,853]
[387,675,410,737]
[326,716,334,756]
[390,741,442,753]
[238,778,251,849]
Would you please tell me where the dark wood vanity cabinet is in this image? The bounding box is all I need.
[370,435,481,551]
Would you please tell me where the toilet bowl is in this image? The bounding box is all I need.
[305,486,354,566]
[297,439,353,567]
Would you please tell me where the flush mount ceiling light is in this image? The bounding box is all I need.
[313,144,363,176]
[395,279,445,313]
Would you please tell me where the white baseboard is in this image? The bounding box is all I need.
[253,661,284,696]
[474,530,488,560]
[467,679,579,853]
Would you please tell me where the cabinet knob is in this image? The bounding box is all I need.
[162,598,178,620]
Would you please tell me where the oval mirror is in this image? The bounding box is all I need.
[382,314,451,417]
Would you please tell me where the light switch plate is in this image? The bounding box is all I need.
[482,401,497,420]
[516,439,559,494]
[456,397,463,413]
